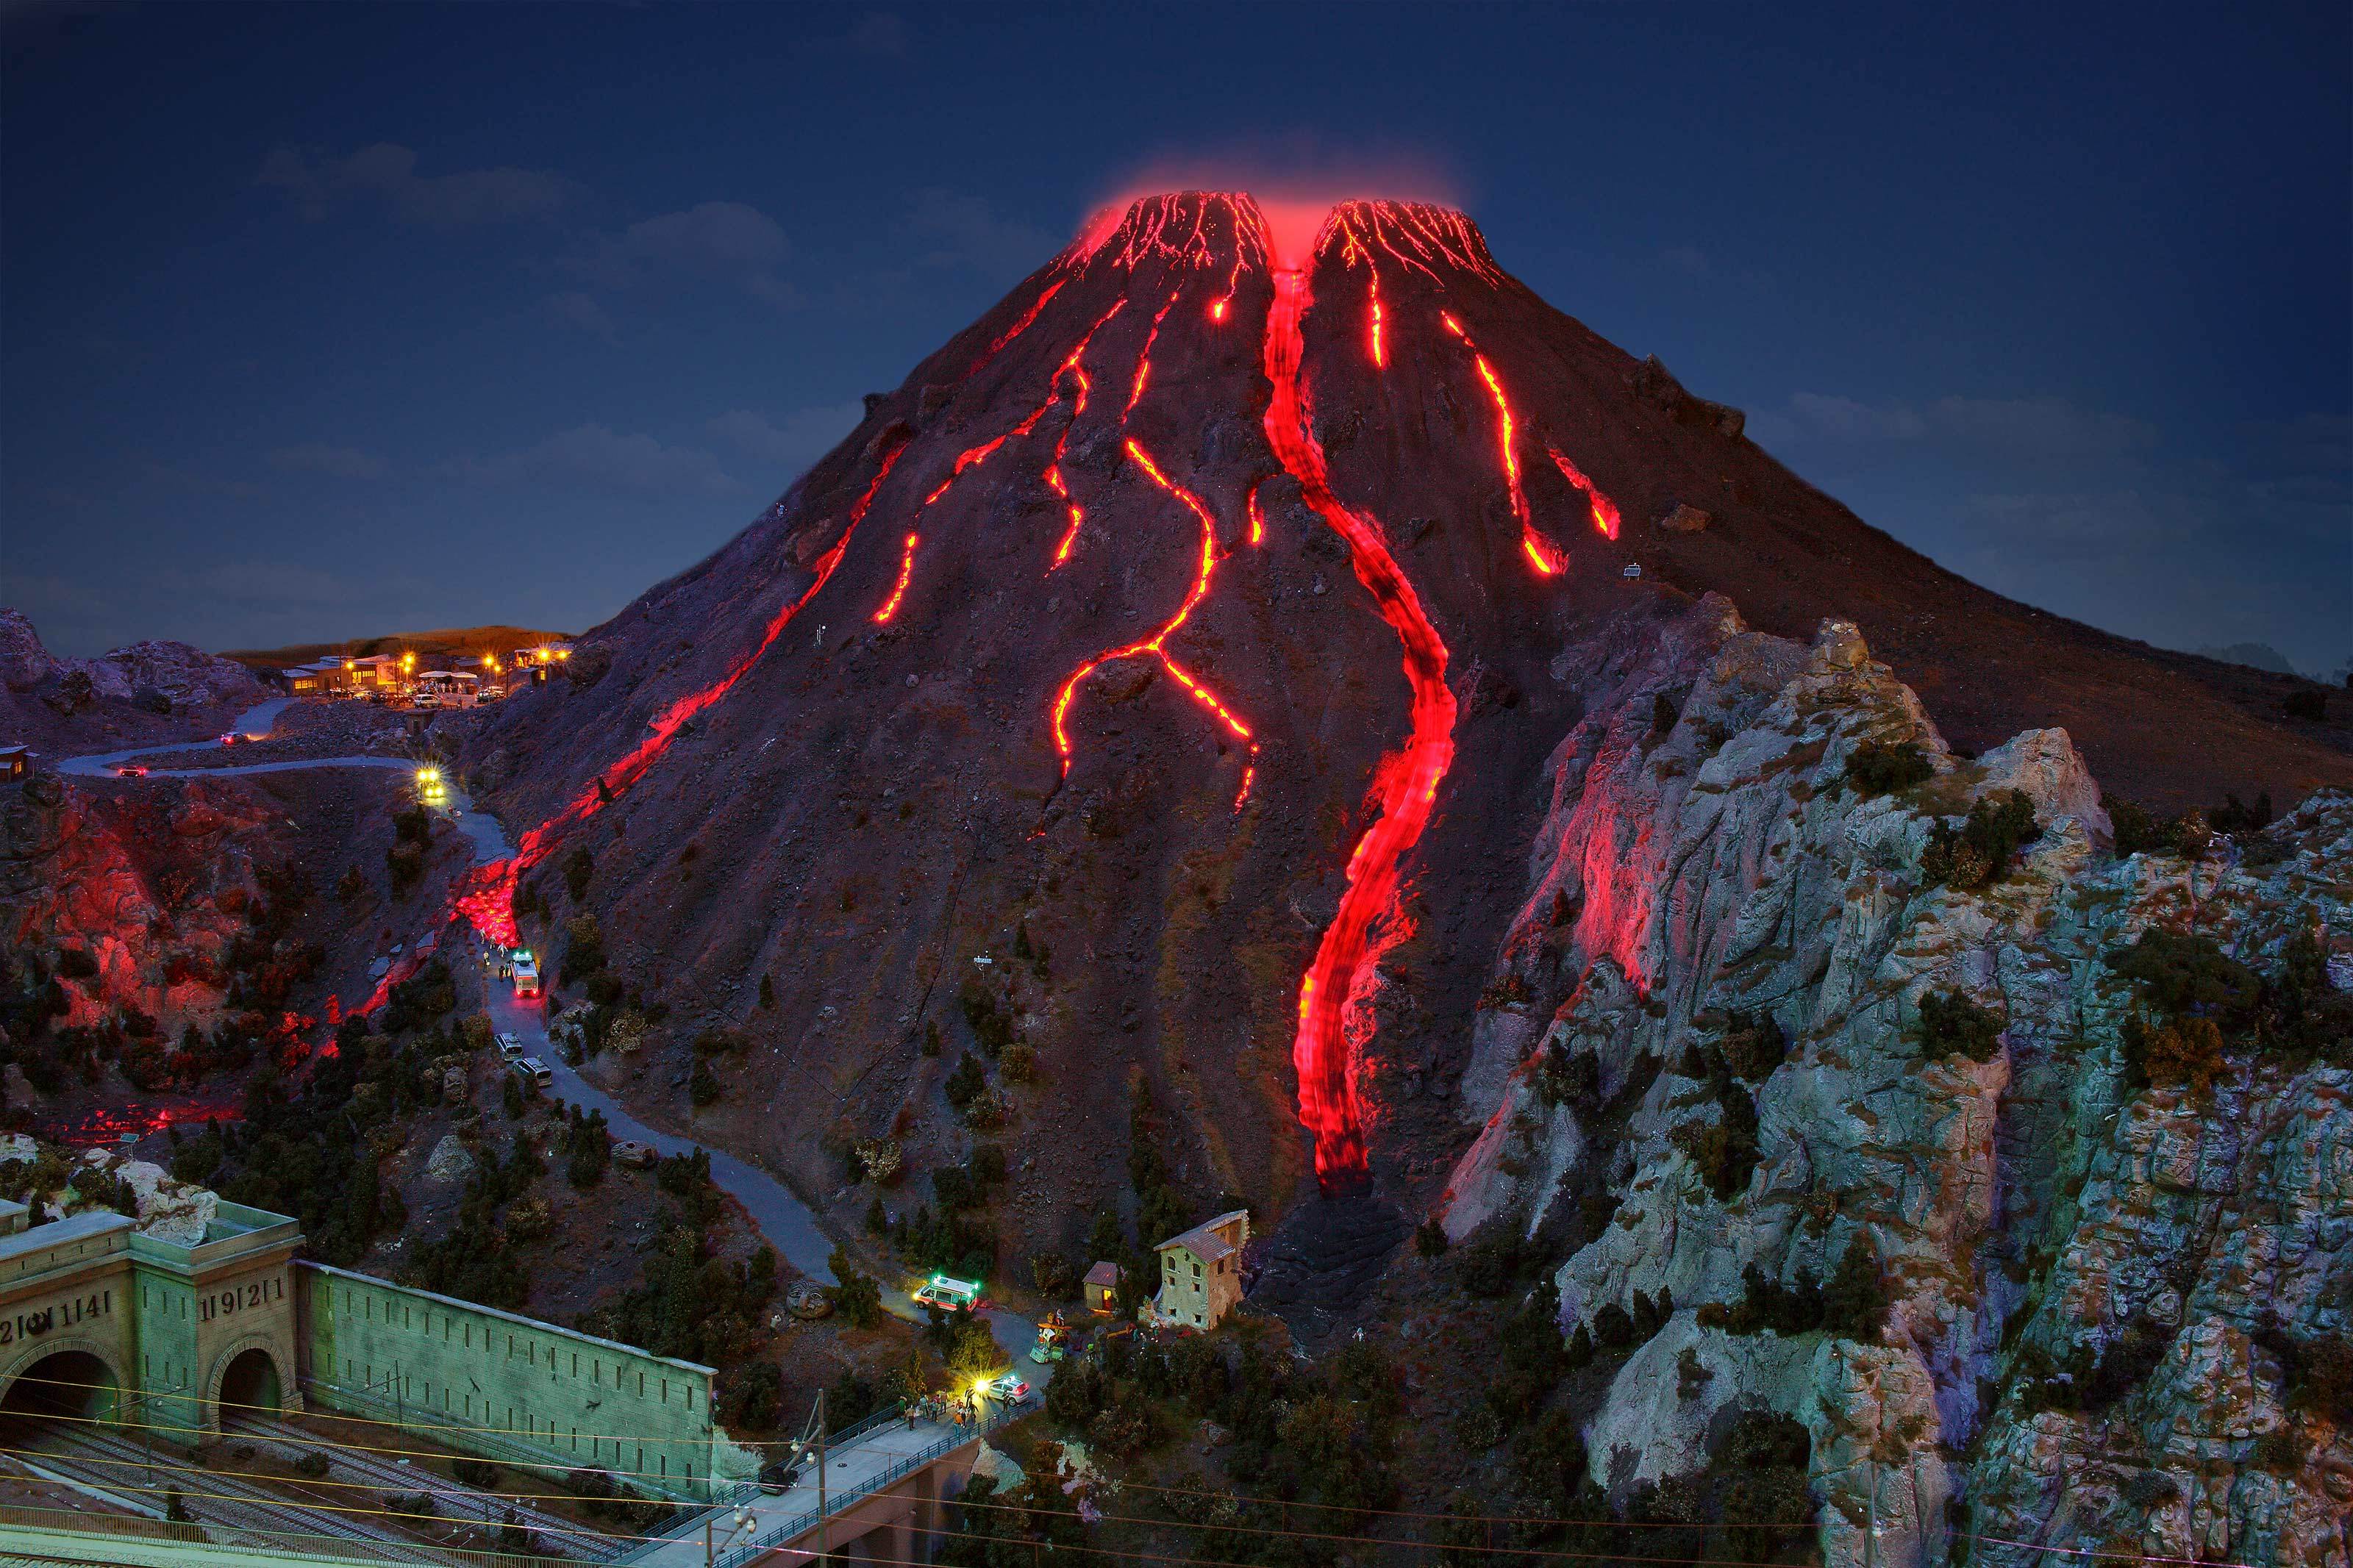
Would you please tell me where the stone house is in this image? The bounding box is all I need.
[1148,1209,1249,1331]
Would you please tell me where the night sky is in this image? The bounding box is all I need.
[4,3,2346,673]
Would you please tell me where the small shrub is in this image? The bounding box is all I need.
[1413,1217,1450,1257]
[1823,1236,1891,1342]
[1915,990,2004,1063]
[2106,930,2261,1025]
[2107,798,2193,859]
[1028,1250,1076,1298]
[2123,1014,2227,1097]
[824,1247,884,1328]
[1717,1012,1788,1082]
[1844,739,1934,797]
[943,1052,988,1111]
[2208,791,2274,834]
[688,1059,721,1106]
[1923,790,2040,890]
[2282,690,2327,722]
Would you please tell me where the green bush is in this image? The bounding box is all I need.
[2106,930,2261,1025]
[1923,790,2040,890]
[2108,798,2193,858]
[824,1247,884,1328]
[1717,1012,1788,1082]
[1822,1236,1891,1342]
[1915,990,2004,1063]
[1844,739,1934,798]
[562,847,594,901]
[688,1060,721,1105]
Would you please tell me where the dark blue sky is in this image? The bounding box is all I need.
[5,2,2346,671]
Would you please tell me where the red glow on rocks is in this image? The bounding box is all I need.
[1315,199,1503,286]
[1546,444,1622,540]
[1073,193,1271,279]
[1261,260,1458,1186]
[450,434,914,948]
[1048,437,1257,792]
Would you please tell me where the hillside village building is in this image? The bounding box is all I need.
[1149,1209,1250,1331]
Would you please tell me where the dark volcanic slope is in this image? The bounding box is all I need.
[461,193,2351,1252]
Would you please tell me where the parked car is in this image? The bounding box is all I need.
[757,1459,801,1495]
[986,1374,1030,1402]
[511,1056,554,1089]
[511,953,540,998]
[495,1032,524,1062]
[114,763,148,777]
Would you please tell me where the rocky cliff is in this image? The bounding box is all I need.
[1441,600,2350,1568]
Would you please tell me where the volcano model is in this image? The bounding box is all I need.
[459,193,2349,1244]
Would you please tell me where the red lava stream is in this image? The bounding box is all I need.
[1261,258,1458,1187]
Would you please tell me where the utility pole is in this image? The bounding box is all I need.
[815,1386,829,1564]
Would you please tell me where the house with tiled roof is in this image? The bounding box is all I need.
[1148,1209,1249,1331]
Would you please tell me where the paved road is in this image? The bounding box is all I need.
[56,701,1056,1391]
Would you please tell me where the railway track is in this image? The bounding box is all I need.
[6,1418,450,1564]
[226,1414,627,1560]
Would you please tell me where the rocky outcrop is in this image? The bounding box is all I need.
[1443,598,2349,1568]
[0,608,265,714]
[0,770,282,1031]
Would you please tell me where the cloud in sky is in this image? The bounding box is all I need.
[257,143,581,226]
[905,189,1057,278]
[544,290,619,340]
[267,443,387,479]
[1749,391,2157,460]
[708,404,864,476]
[438,423,744,498]
[560,201,799,307]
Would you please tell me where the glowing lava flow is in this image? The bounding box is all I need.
[1124,291,1180,420]
[1546,444,1622,540]
[1246,480,1267,546]
[1035,301,1126,568]
[1262,262,1459,1186]
[875,382,1072,621]
[1440,311,1562,576]
[970,277,1065,375]
[451,437,910,947]
[1048,437,1257,806]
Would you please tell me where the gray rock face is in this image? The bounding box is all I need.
[0,607,265,713]
[1442,596,2349,1568]
[425,1134,476,1184]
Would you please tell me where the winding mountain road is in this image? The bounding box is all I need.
[55,701,1054,1388]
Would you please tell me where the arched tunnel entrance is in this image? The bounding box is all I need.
[218,1347,282,1418]
[0,1349,121,1425]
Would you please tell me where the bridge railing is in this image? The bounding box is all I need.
[701,1395,1036,1568]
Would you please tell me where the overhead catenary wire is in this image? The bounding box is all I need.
[0,1462,2271,1568]
[0,1437,2263,1568]
[0,1379,2268,1568]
